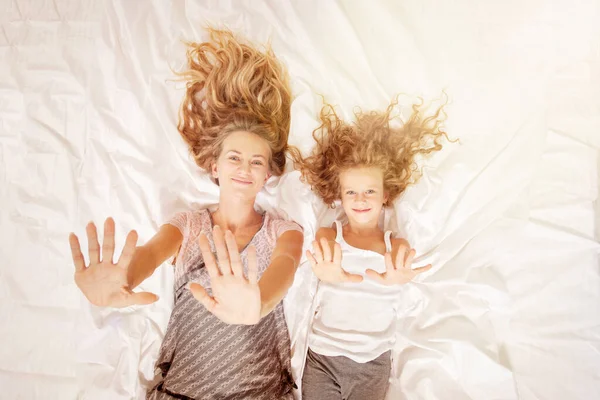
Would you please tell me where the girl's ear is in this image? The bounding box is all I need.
[383,191,389,205]
[264,170,272,183]
[211,161,218,179]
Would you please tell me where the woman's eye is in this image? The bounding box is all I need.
[252,160,264,166]
[366,190,375,194]
[346,191,355,195]
[229,156,240,161]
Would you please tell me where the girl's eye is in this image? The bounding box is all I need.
[252,160,264,166]
[366,190,375,194]
[229,156,240,161]
[346,191,355,195]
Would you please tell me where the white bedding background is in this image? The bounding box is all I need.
[1,1,599,399]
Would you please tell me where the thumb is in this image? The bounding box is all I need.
[189,283,217,313]
[413,264,433,274]
[365,269,385,283]
[343,272,364,283]
[129,291,159,306]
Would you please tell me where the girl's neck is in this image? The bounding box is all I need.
[345,218,382,237]
[212,194,262,234]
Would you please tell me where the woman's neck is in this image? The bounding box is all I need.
[212,194,262,234]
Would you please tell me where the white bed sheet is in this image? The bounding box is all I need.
[1,1,599,399]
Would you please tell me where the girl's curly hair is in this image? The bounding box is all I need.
[176,28,293,176]
[294,97,450,206]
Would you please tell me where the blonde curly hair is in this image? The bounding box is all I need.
[294,97,450,207]
[176,28,293,176]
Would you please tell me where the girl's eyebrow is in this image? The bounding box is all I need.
[226,150,266,160]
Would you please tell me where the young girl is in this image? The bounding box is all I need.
[295,99,449,399]
[68,29,303,399]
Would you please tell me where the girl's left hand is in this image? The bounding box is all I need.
[189,226,261,325]
[366,246,432,285]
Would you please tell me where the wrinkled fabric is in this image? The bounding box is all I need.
[2,1,599,400]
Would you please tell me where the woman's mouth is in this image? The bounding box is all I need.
[231,177,253,185]
[352,208,371,213]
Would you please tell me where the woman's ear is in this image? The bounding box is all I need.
[383,191,389,205]
[211,161,218,179]
[264,171,272,183]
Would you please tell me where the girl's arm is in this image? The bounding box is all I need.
[258,229,304,318]
[365,236,432,285]
[306,227,363,283]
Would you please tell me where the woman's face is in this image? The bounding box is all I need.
[339,166,388,225]
[212,130,272,200]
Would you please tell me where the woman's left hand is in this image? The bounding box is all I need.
[366,245,432,285]
[189,226,261,325]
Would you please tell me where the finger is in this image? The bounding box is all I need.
[129,291,159,305]
[394,245,408,269]
[306,250,317,269]
[413,264,433,274]
[198,234,220,278]
[312,240,324,263]
[225,230,243,277]
[404,249,416,269]
[189,282,218,313]
[365,269,386,283]
[213,226,232,275]
[86,222,100,264]
[247,245,258,284]
[333,242,342,266]
[320,237,332,262]
[102,217,116,264]
[69,233,86,272]
[117,230,138,269]
[384,252,394,273]
[343,272,363,283]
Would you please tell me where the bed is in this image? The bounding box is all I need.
[1,1,599,399]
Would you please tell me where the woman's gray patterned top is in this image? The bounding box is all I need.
[147,209,302,400]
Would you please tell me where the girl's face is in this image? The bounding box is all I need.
[339,166,388,225]
[212,130,272,201]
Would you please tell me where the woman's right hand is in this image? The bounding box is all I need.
[306,238,363,284]
[69,217,159,308]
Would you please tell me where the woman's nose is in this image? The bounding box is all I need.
[239,163,251,173]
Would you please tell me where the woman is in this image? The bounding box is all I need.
[68,29,303,399]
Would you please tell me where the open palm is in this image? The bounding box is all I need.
[189,226,261,325]
[306,237,363,284]
[366,246,432,285]
[69,218,158,308]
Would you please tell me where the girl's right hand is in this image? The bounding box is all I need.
[306,238,363,284]
[68,217,159,308]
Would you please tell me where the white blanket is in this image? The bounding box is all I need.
[1,1,599,399]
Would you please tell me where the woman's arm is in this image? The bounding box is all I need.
[258,229,304,318]
[128,224,183,288]
[70,218,184,308]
